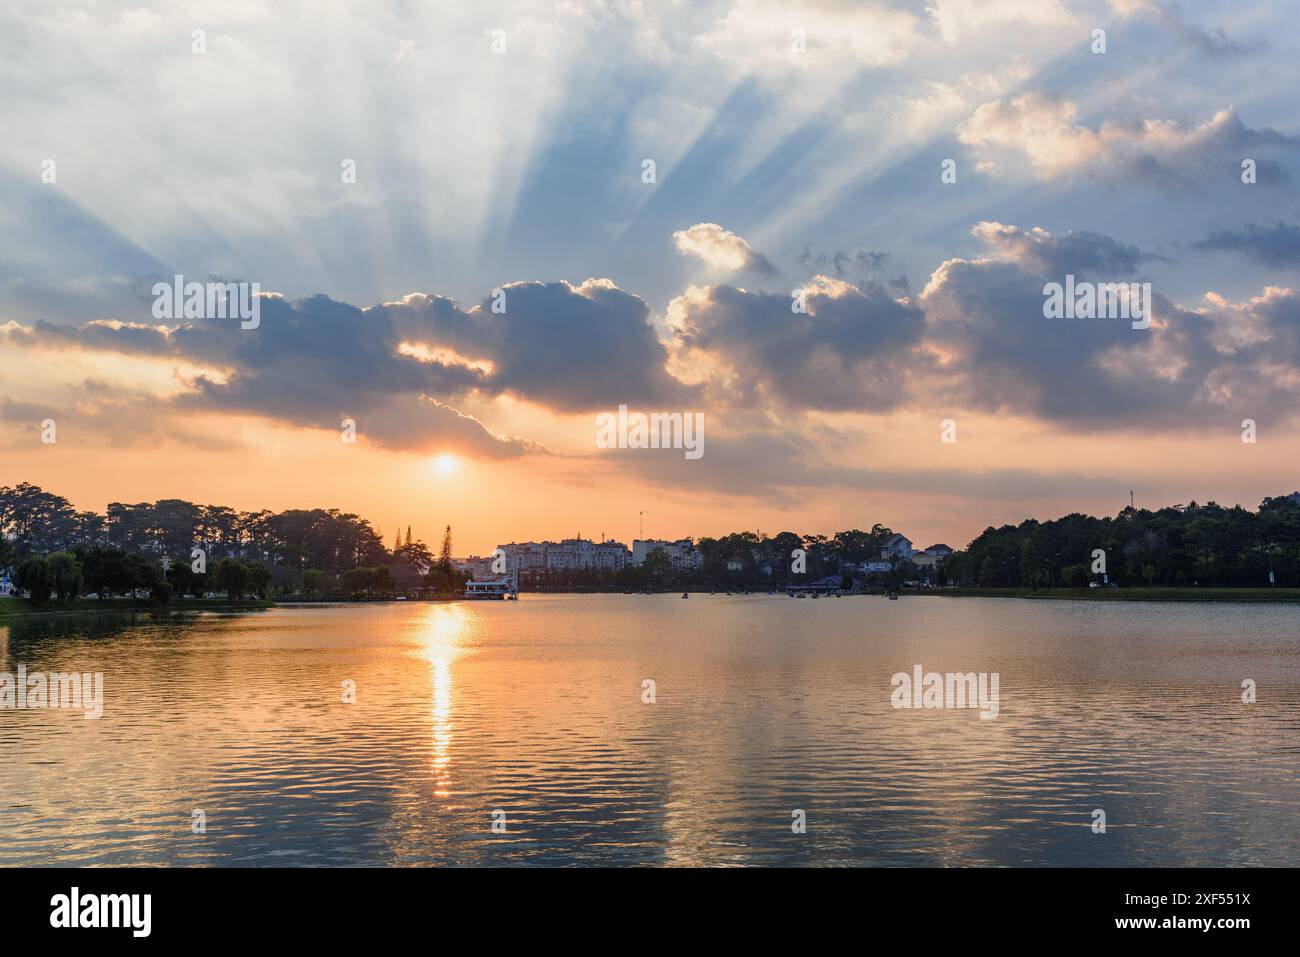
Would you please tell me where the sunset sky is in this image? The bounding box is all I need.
[2,0,1299,554]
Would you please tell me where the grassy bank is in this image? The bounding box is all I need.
[0,596,274,619]
[924,587,1300,602]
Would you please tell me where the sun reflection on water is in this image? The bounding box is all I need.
[413,604,473,799]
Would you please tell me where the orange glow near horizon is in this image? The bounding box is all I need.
[3,404,1299,556]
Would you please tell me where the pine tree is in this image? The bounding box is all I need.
[405,526,412,547]
[439,525,453,573]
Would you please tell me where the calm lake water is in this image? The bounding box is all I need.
[2,595,1298,867]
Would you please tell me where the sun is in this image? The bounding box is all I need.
[432,453,458,477]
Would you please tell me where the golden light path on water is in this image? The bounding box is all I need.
[408,604,475,800]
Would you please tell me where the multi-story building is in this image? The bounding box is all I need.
[592,540,631,572]
[880,533,914,560]
[495,541,546,574]
[632,538,702,570]
[494,538,631,574]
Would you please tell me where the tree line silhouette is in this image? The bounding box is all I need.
[4,482,1299,605]
[0,482,465,605]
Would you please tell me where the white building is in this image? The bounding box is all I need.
[495,542,546,573]
[632,538,702,570]
[880,533,914,560]
[543,538,630,572]
[495,538,631,574]
[592,540,631,571]
[851,560,893,574]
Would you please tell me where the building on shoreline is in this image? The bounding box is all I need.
[632,538,703,570]
[494,537,632,574]
[881,533,914,560]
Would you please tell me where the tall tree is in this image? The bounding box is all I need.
[439,526,453,573]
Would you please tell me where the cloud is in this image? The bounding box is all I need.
[1112,1,1263,56]
[665,276,925,412]
[927,0,1073,44]
[597,423,1127,502]
[1108,0,1155,16]
[0,396,57,422]
[700,0,922,69]
[6,221,1299,462]
[970,221,1157,276]
[2,277,695,456]
[0,387,245,453]
[957,95,1295,184]
[382,279,696,412]
[794,246,891,280]
[672,223,776,277]
[1194,222,1300,267]
[920,223,1300,426]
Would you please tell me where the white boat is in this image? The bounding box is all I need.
[465,570,518,600]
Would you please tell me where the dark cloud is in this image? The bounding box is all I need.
[668,278,926,412]
[6,219,1299,456]
[922,257,1208,423]
[1194,222,1300,267]
[1151,5,1265,58]
[972,222,1158,276]
[794,246,890,279]
[379,280,696,412]
[921,224,1300,427]
[0,396,57,421]
[0,278,692,456]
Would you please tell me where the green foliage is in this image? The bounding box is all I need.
[150,580,174,605]
[245,562,274,599]
[341,567,371,596]
[215,558,249,600]
[945,498,1300,589]
[8,481,1300,600]
[369,565,396,594]
[14,556,53,606]
[303,568,332,596]
[641,548,673,585]
[46,551,84,602]
[1062,564,1088,589]
[0,483,388,572]
[165,557,207,598]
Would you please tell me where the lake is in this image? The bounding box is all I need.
[2,595,1297,866]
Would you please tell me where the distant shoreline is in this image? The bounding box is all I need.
[7,587,1300,619]
[0,597,275,620]
[919,586,1300,602]
[526,587,1300,602]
